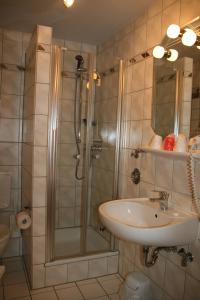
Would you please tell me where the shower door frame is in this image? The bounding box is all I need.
[46,45,124,262]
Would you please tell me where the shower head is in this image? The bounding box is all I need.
[75,55,84,71]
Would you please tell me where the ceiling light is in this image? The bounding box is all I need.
[167,24,181,39]
[167,49,179,62]
[63,0,74,8]
[182,28,197,46]
[153,46,165,59]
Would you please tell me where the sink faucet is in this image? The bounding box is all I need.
[149,190,169,211]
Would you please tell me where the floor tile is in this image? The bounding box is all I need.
[3,270,26,286]
[97,275,120,283]
[4,282,29,300]
[56,286,84,300]
[31,291,58,300]
[77,278,97,286]
[108,294,120,300]
[30,287,54,295]
[98,278,122,295]
[91,297,109,300]
[78,282,106,299]
[54,282,76,290]
[13,297,31,300]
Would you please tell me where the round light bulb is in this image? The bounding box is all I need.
[182,28,197,46]
[167,24,180,39]
[167,49,179,62]
[63,0,74,7]
[153,46,165,59]
[197,46,200,50]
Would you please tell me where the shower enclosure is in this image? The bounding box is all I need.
[47,45,124,262]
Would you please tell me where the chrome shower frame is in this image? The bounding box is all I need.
[46,44,124,262]
[47,45,62,262]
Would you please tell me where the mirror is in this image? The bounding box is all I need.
[152,18,200,139]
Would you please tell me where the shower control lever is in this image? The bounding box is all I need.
[73,154,81,160]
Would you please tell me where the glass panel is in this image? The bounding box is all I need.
[54,49,89,259]
[50,47,122,260]
[87,65,120,253]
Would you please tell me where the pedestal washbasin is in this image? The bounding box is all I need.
[99,198,199,246]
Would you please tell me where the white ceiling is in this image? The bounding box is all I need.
[0,0,152,44]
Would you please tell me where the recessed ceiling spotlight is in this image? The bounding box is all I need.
[63,0,74,8]
[167,24,181,39]
[182,28,197,46]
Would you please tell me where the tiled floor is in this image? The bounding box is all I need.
[0,257,123,300]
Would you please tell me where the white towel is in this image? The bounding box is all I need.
[0,173,11,209]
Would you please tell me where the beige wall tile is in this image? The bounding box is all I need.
[162,1,180,36]
[147,0,163,18]
[164,260,185,300]
[46,265,68,286]
[147,14,162,49]
[180,0,200,25]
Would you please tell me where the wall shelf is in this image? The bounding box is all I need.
[141,147,200,160]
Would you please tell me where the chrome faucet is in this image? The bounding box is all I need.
[149,190,169,211]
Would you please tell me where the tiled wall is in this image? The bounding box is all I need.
[97,0,200,299]
[22,25,52,287]
[0,28,31,257]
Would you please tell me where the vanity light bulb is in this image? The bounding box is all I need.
[182,29,197,46]
[63,0,74,7]
[153,46,165,59]
[167,24,180,39]
[167,49,179,62]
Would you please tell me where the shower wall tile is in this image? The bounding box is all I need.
[0,119,19,142]
[2,38,22,65]
[88,257,108,278]
[46,265,68,286]
[36,52,51,84]
[32,207,46,236]
[37,25,52,45]
[32,264,45,289]
[68,261,89,282]
[0,94,22,119]
[1,69,22,95]
[33,147,47,177]
[32,236,45,264]
[33,115,48,146]
[35,83,49,115]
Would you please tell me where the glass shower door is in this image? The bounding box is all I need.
[86,61,123,253]
[47,45,123,261]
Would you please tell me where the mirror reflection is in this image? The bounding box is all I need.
[152,18,200,139]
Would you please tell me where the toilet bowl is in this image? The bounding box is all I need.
[0,224,10,256]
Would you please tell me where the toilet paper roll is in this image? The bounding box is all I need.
[16,210,31,230]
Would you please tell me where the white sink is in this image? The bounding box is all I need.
[99,198,199,246]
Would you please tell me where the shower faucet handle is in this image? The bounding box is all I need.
[73,154,81,160]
